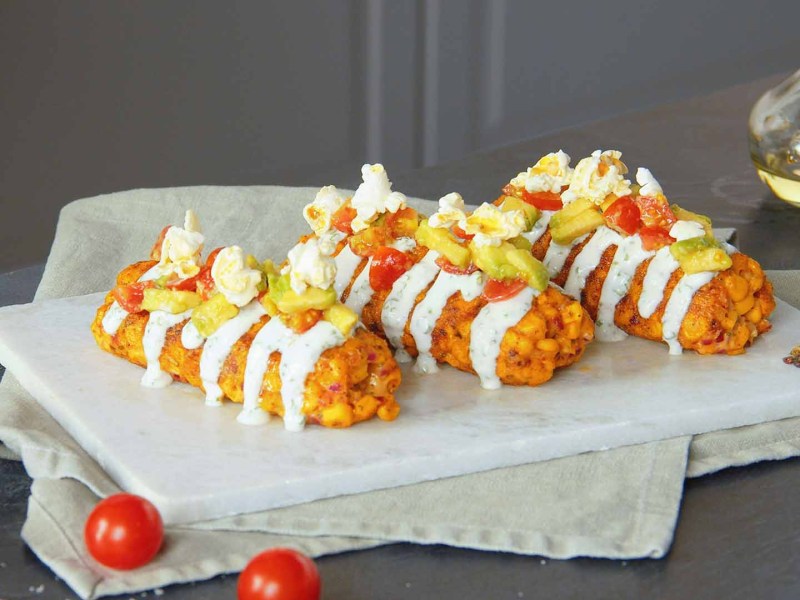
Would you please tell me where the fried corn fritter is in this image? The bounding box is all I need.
[92,261,402,428]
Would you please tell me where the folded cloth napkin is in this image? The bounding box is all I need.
[0,187,798,599]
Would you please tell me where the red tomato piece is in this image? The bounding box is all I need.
[84,493,163,570]
[112,282,151,313]
[519,189,563,211]
[634,195,676,230]
[639,226,676,251]
[452,224,475,240]
[604,196,641,235]
[165,273,199,291]
[196,266,216,300]
[369,247,413,291]
[238,548,321,600]
[435,255,477,275]
[149,226,171,261]
[385,206,418,237]
[482,278,527,303]
[205,247,224,268]
[332,205,357,235]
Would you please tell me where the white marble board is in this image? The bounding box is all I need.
[0,292,799,525]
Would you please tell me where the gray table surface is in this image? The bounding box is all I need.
[2,72,800,599]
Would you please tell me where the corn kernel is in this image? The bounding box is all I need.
[536,338,559,353]
[354,395,379,422]
[724,274,749,302]
[565,321,581,340]
[735,295,755,315]
[746,305,762,324]
[748,274,764,292]
[320,403,354,428]
[377,400,400,422]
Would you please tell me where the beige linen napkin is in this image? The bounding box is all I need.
[0,186,797,599]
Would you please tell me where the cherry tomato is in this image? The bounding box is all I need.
[519,189,563,211]
[451,224,475,241]
[84,493,163,570]
[435,255,477,275]
[634,195,676,230]
[165,273,199,291]
[149,226,171,261]
[112,282,151,313]
[369,247,413,291]
[205,247,224,268]
[482,278,527,303]
[196,266,216,300]
[639,226,676,251]
[603,196,641,235]
[238,548,321,600]
[332,205,357,235]
[385,206,419,237]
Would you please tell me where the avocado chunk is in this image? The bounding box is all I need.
[508,235,532,251]
[141,289,202,314]
[670,205,713,237]
[469,241,548,290]
[549,206,604,245]
[191,293,239,337]
[670,237,732,274]
[415,219,471,268]
[276,286,337,314]
[499,196,540,230]
[324,303,359,336]
[553,197,594,221]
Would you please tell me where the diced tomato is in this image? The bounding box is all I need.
[482,278,527,303]
[281,309,323,334]
[639,226,676,251]
[112,282,152,313]
[349,226,393,258]
[519,189,563,211]
[634,195,676,229]
[604,196,641,235]
[196,266,216,300]
[452,224,474,241]
[149,226,171,261]
[435,256,477,275]
[332,205,357,235]
[385,206,419,237]
[205,247,224,268]
[164,273,199,291]
[369,247,413,291]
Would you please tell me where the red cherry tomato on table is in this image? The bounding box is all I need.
[369,246,413,291]
[332,205,357,235]
[112,282,152,313]
[84,493,163,570]
[603,196,641,236]
[482,278,528,303]
[634,195,676,230]
[639,226,676,251]
[238,548,321,600]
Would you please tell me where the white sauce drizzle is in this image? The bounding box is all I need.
[410,270,485,374]
[141,309,193,388]
[345,258,375,315]
[596,235,654,342]
[661,272,715,355]
[101,264,165,335]
[523,210,554,246]
[180,321,205,350]
[563,227,622,299]
[239,317,344,430]
[381,251,441,354]
[199,302,266,406]
[333,244,363,297]
[469,286,537,390]
[638,247,680,319]
[543,234,588,278]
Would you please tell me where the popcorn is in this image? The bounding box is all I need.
[636,167,665,198]
[303,185,346,236]
[284,238,337,294]
[211,246,263,307]
[510,150,573,194]
[155,209,204,280]
[428,192,467,229]
[350,164,407,232]
[562,150,631,205]
[461,202,527,247]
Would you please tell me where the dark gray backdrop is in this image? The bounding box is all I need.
[2,0,799,271]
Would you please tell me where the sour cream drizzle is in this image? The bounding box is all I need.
[469,286,538,390]
[101,263,163,336]
[638,247,680,319]
[410,270,485,374]
[345,259,375,315]
[199,302,266,406]
[543,234,588,278]
[596,235,654,341]
[563,227,622,299]
[180,321,205,349]
[141,309,193,388]
[661,272,715,355]
[381,251,441,352]
[333,244,363,296]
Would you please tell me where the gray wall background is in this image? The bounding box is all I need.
[1,0,799,271]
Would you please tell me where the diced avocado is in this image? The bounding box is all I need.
[267,272,292,305]
[553,197,594,222]
[415,219,471,268]
[259,294,279,316]
[508,235,532,251]
[324,303,358,336]
[141,289,202,314]
[277,286,337,314]
[499,196,540,230]
[469,242,519,281]
[505,248,549,291]
[262,260,279,276]
[669,236,716,261]
[246,254,261,270]
[678,247,733,275]
[670,204,713,237]
[549,207,605,245]
[191,293,239,337]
